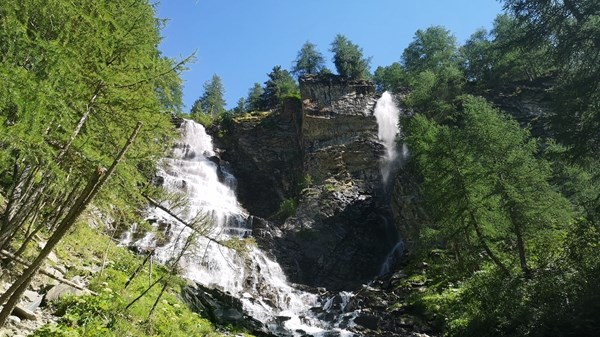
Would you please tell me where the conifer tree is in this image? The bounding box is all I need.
[330,34,371,79]
[292,41,325,79]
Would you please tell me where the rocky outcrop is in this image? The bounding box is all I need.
[182,282,274,336]
[214,75,401,290]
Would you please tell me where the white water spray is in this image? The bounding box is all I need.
[123,119,355,336]
[373,92,401,184]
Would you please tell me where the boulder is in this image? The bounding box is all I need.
[11,306,36,320]
[43,284,84,304]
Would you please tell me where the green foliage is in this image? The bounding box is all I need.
[246,83,265,112]
[292,41,326,79]
[329,34,371,79]
[404,66,465,122]
[190,74,227,123]
[373,62,407,93]
[402,94,600,336]
[402,26,460,75]
[274,198,297,221]
[460,15,554,88]
[407,95,573,276]
[0,0,183,251]
[302,174,313,189]
[497,1,600,157]
[231,97,246,115]
[261,66,298,109]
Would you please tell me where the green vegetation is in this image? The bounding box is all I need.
[245,83,265,112]
[292,41,327,79]
[261,66,299,110]
[190,74,228,127]
[0,0,185,326]
[329,34,371,79]
[30,221,252,337]
[378,1,600,336]
[274,198,297,221]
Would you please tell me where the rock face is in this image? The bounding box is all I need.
[214,75,401,290]
[214,99,304,218]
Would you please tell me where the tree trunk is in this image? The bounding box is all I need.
[470,212,511,276]
[509,208,531,276]
[0,122,142,328]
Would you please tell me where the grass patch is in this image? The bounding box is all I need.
[33,220,254,337]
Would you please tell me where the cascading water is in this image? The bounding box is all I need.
[373,92,406,276]
[123,119,355,336]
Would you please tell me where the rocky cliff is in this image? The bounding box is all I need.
[213,75,407,290]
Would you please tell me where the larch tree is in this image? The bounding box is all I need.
[406,95,572,277]
[0,0,185,326]
[502,0,600,158]
[329,34,371,79]
[191,74,227,119]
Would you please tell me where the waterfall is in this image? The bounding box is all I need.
[373,91,401,184]
[123,119,355,336]
[374,92,406,276]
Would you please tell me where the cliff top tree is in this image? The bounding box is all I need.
[261,66,298,109]
[246,82,265,112]
[373,62,407,93]
[190,74,226,119]
[330,34,371,79]
[292,41,326,79]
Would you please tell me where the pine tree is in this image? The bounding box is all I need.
[0,0,185,325]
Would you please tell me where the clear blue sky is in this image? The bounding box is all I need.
[156,0,504,111]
